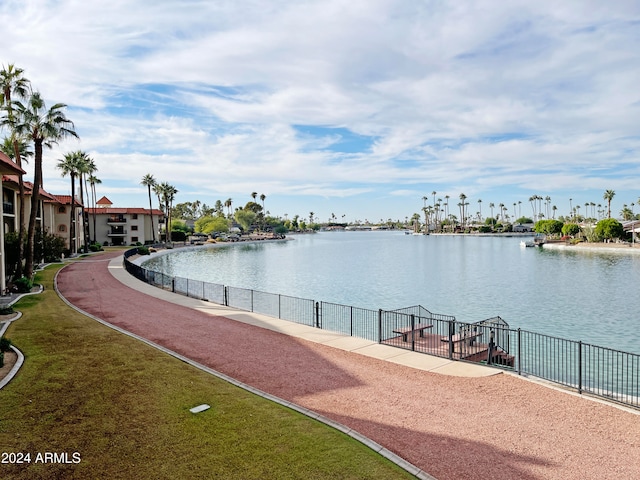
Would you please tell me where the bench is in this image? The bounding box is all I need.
[393,323,433,342]
[441,331,483,352]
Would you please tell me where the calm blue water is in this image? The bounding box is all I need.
[143,231,640,354]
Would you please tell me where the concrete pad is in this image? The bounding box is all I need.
[353,343,413,360]
[430,361,500,377]
[387,352,452,371]
[322,336,377,351]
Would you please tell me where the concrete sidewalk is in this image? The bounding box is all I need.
[109,257,498,378]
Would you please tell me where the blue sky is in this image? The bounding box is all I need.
[2,0,639,223]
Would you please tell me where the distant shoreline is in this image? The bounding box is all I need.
[542,241,640,254]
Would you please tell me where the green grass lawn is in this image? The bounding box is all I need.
[0,264,414,479]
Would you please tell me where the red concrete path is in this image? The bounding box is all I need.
[56,252,640,480]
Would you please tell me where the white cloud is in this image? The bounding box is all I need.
[2,0,640,221]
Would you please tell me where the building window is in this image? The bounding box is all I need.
[131,225,138,231]
[131,237,139,243]
[132,214,138,219]
[59,225,67,232]
[58,206,66,213]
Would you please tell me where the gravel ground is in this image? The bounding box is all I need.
[55,252,640,480]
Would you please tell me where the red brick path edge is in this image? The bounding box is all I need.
[56,252,640,480]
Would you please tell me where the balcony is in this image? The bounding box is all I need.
[2,202,14,215]
[107,216,127,224]
[107,228,127,237]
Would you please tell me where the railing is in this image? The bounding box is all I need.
[123,248,639,410]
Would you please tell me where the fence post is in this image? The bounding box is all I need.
[315,302,320,328]
[448,320,454,359]
[251,290,254,312]
[517,328,522,375]
[350,306,353,337]
[410,314,416,351]
[171,277,175,293]
[578,341,583,394]
[378,309,382,344]
[224,286,228,306]
[278,294,281,319]
[487,330,495,365]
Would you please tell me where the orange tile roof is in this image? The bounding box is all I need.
[86,207,164,215]
[0,152,26,175]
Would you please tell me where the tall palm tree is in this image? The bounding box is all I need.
[57,151,82,255]
[157,182,178,242]
[74,151,94,252]
[224,198,232,217]
[88,173,101,243]
[14,92,77,277]
[458,193,467,229]
[251,192,258,202]
[603,190,615,218]
[141,173,157,243]
[1,64,31,276]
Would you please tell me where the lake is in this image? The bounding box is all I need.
[142,231,640,355]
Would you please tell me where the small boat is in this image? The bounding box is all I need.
[520,240,536,247]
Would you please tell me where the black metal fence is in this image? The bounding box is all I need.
[123,248,639,409]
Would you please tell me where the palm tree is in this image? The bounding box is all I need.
[603,190,615,218]
[224,198,232,217]
[251,192,257,202]
[76,151,94,252]
[14,92,77,277]
[459,193,467,229]
[88,173,101,243]
[477,199,482,223]
[141,174,157,243]
[157,182,178,242]
[1,63,31,276]
[57,151,82,255]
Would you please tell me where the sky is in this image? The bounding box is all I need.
[1,0,639,224]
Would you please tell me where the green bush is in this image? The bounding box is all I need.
[137,246,150,256]
[14,277,33,293]
[0,305,14,315]
[0,337,12,352]
[89,242,103,252]
[595,218,624,241]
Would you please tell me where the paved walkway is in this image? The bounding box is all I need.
[55,251,640,480]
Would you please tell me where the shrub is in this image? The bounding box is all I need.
[14,277,33,293]
[561,223,581,237]
[89,242,103,252]
[137,246,150,256]
[0,305,14,315]
[0,337,11,352]
[595,218,624,241]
